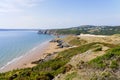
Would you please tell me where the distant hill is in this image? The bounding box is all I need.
[38,25,120,35]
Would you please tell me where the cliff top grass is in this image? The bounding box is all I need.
[62,35,87,46]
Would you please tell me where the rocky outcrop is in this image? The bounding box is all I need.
[38,30,57,35]
[50,39,70,48]
[32,52,58,64]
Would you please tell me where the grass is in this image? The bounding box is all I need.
[93,46,102,52]
[68,37,87,46]
[63,35,87,46]
[89,45,120,69]
[65,72,78,80]
[90,71,119,80]
[110,60,119,69]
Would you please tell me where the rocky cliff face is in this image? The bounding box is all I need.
[38,30,57,35]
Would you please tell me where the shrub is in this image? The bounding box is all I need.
[89,45,120,69]
[65,72,77,80]
[94,46,102,52]
[110,60,119,69]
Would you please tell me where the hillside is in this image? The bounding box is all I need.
[38,26,120,35]
[54,35,120,80]
[0,34,120,80]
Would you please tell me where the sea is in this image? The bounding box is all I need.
[0,31,54,70]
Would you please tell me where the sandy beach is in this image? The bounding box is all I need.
[0,40,67,73]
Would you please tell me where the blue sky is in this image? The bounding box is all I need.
[0,0,120,29]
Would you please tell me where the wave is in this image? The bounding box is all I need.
[0,41,50,71]
[0,56,23,70]
[23,41,49,56]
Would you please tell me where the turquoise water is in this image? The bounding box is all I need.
[0,31,53,69]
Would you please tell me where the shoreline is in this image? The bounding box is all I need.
[0,41,51,73]
[0,40,68,73]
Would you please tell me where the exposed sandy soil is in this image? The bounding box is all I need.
[78,34,120,44]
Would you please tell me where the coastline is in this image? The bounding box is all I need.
[0,41,50,73]
[0,40,67,73]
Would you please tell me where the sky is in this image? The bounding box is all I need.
[0,0,120,29]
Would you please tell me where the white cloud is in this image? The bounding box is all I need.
[0,0,40,13]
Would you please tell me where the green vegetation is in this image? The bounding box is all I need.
[93,46,102,52]
[62,35,87,46]
[69,38,87,46]
[46,26,120,35]
[91,71,119,80]
[89,46,120,69]
[57,42,101,60]
[88,45,120,80]
[110,60,119,69]
[55,29,81,35]
[65,72,78,80]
